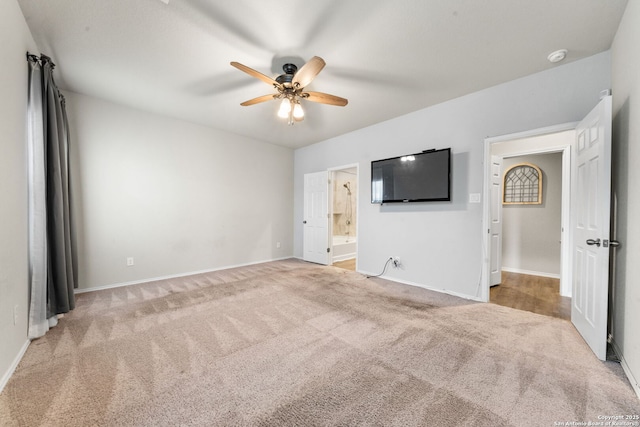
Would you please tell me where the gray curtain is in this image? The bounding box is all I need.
[26,53,77,339]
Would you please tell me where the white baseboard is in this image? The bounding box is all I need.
[357,270,483,302]
[75,256,293,294]
[611,339,640,400]
[292,257,481,301]
[501,267,560,279]
[0,339,30,394]
[332,254,356,263]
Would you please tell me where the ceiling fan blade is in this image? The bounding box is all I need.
[240,94,276,106]
[230,62,280,87]
[292,56,326,88]
[303,91,348,106]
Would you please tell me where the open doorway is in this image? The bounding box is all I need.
[483,98,613,361]
[484,126,574,319]
[330,166,357,271]
[491,152,570,319]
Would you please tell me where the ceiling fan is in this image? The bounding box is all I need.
[230,56,348,125]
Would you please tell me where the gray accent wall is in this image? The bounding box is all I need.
[294,51,611,300]
[64,91,294,290]
[501,153,563,277]
[0,0,38,389]
[611,0,640,397]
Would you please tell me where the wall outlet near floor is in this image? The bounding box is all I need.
[276,241,281,249]
[392,256,401,268]
[127,257,134,266]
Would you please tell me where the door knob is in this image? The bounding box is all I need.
[586,238,601,247]
[609,240,620,248]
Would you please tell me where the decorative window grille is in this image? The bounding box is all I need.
[503,163,542,204]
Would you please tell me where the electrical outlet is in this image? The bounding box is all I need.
[127,257,134,266]
[392,256,401,268]
[276,242,281,249]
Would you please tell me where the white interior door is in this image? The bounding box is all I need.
[303,171,331,265]
[571,96,612,361]
[490,155,503,286]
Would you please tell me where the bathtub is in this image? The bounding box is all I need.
[332,235,357,262]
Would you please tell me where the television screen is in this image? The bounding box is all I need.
[371,148,451,203]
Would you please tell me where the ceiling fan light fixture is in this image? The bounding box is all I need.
[277,98,291,118]
[293,102,304,120]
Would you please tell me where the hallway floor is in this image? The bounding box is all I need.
[490,271,571,320]
[332,258,356,271]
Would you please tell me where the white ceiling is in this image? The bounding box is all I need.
[17,0,628,149]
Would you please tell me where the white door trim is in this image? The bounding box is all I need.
[485,122,579,144]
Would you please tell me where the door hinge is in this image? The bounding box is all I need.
[327,247,330,253]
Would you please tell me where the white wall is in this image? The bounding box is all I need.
[501,153,563,277]
[611,0,640,396]
[0,0,39,389]
[64,92,293,290]
[294,52,611,300]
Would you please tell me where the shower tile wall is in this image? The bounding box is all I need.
[333,169,357,237]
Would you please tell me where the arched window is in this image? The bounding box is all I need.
[503,163,542,204]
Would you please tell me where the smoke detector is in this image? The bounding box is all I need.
[547,49,568,63]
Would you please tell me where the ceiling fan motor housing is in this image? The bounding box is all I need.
[276,63,298,86]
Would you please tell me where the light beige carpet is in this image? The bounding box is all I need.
[1,259,638,426]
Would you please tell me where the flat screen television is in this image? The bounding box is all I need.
[371,148,451,204]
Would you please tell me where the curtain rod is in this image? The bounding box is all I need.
[26,52,56,69]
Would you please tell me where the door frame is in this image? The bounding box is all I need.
[481,122,577,302]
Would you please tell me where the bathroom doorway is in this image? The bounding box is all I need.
[330,165,358,270]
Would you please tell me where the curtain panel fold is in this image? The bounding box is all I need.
[26,53,77,339]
